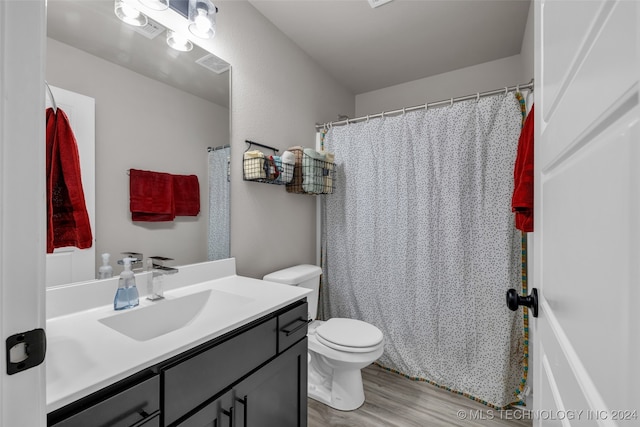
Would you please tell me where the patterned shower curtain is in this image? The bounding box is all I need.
[321,93,524,408]
[208,147,230,261]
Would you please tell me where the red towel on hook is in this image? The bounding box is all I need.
[512,104,535,232]
[129,169,175,222]
[173,174,200,216]
[46,108,93,253]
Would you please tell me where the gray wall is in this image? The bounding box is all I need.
[355,54,525,117]
[520,0,535,83]
[210,2,355,278]
[46,38,230,270]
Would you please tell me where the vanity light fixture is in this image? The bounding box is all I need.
[188,0,217,39]
[138,0,170,11]
[167,30,193,52]
[115,0,148,27]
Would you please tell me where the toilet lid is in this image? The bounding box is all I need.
[315,318,383,350]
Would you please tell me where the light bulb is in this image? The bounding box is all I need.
[188,0,216,38]
[115,0,148,27]
[121,3,141,19]
[167,30,193,52]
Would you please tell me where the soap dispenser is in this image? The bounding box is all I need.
[114,257,139,310]
[98,253,113,279]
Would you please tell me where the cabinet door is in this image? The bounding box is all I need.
[163,318,277,426]
[234,338,307,427]
[175,392,234,427]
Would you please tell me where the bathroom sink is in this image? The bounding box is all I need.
[98,289,253,341]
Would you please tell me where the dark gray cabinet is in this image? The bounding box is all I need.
[233,338,307,427]
[48,300,308,427]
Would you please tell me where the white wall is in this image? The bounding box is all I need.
[46,38,230,271]
[355,54,524,117]
[210,2,355,278]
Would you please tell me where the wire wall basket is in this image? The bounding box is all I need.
[242,139,295,185]
[286,149,335,195]
[242,155,294,185]
[242,141,335,194]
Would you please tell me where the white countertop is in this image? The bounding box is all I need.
[46,259,311,412]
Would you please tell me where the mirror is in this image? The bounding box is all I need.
[46,0,230,286]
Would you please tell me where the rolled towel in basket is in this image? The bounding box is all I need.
[279,150,295,183]
[243,150,266,180]
[303,148,326,194]
[323,152,335,192]
[267,155,281,181]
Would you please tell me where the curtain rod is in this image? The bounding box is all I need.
[208,144,230,151]
[315,79,534,131]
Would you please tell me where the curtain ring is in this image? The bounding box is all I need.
[450,98,453,107]
[402,107,406,115]
[476,92,480,102]
[424,102,428,111]
[366,115,370,122]
[504,87,508,95]
[516,84,520,93]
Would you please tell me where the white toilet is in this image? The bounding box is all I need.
[263,265,384,411]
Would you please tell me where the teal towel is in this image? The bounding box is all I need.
[303,148,325,193]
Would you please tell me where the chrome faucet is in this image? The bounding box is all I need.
[119,252,144,272]
[146,256,178,301]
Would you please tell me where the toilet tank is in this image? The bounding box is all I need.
[263,265,322,320]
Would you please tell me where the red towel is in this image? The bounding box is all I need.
[173,174,200,216]
[46,108,93,253]
[129,169,175,222]
[512,105,535,232]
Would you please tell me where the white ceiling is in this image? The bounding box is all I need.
[249,0,531,94]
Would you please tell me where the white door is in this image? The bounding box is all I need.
[535,0,639,425]
[45,86,96,287]
[0,0,47,426]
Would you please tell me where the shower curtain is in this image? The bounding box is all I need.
[321,93,524,408]
[208,147,230,261]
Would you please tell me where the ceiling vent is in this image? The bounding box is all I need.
[131,18,165,40]
[196,54,230,74]
[367,0,394,8]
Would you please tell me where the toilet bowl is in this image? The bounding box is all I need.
[263,265,384,411]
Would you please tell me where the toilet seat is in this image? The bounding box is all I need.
[315,318,383,353]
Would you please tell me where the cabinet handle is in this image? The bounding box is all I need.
[281,318,309,336]
[131,409,160,427]
[222,406,234,427]
[236,396,248,427]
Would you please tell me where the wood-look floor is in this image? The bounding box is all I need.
[308,364,532,427]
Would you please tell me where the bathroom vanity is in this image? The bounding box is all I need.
[45,259,311,427]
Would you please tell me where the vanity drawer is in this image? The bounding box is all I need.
[163,318,277,426]
[49,375,159,427]
[278,301,308,353]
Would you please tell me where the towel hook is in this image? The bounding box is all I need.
[45,81,57,112]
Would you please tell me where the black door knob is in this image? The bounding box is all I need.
[506,288,538,317]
